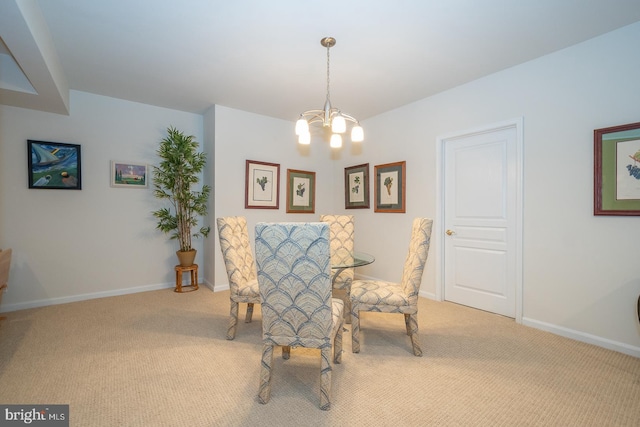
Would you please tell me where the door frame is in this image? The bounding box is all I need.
[434,117,524,323]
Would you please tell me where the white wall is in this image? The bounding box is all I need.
[342,22,640,355]
[0,91,203,310]
[211,105,335,288]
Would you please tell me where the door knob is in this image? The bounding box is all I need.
[446,229,455,236]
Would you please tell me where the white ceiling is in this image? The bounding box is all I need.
[2,0,640,121]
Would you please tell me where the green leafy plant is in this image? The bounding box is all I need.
[152,126,211,252]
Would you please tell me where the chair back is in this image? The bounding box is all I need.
[400,218,433,305]
[0,249,11,287]
[255,222,332,348]
[319,214,355,288]
[217,217,257,293]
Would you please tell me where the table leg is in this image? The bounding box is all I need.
[332,267,352,325]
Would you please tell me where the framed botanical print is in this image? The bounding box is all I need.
[594,122,640,215]
[245,160,280,209]
[344,163,370,209]
[28,140,82,190]
[286,169,316,213]
[374,161,406,213]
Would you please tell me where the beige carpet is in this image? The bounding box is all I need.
[0,288,638,426]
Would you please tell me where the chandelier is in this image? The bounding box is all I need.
[295,37,364,148]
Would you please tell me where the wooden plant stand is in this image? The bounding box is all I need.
[174,264,199,293]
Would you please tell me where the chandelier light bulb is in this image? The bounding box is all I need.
[351,125,364,142]
[330,133,342,148]
[331,114,346,133]
[295,118,309,136]
[299,132,311,145]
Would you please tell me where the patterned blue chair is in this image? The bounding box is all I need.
[320,214,355,322]
[217,217,261,340]
[255,222,344,410]
[350,218,433,356]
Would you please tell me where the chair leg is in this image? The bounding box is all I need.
[404,313,411,335]
[245,302,254,323]
[334,319,344,364]
[332,288,352,325]
[343,292,352,324]
[351,305,360,353]
[407,313,423,357]
[258,344,274,404]
[226,301,239,340]
[282,346,291,360]
[319,347,332,410]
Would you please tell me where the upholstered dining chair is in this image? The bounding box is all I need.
[216,217,261,340]
[319,214,354,321]
[0,248,12,323]
[350,218,433,356]
[254,222,344,410]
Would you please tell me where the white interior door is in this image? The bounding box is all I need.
[440,120,522,318]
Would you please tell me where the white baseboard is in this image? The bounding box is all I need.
[419,289,436,300]
[203,278,228,292]
[522,317,640,358]
[0,282,174,313]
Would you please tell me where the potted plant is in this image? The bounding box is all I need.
[152,126,211,267]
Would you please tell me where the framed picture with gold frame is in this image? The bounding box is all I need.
[594,122,640,215]
[286,169,315,213]
[374,161,405,213]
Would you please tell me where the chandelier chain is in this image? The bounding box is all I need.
[326,42,331,103]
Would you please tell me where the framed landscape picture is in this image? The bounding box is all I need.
[344,163,370,209]
[594,121,640,215]
[28,140,82,190]
[245,160,280,209]
[111,161,148,188]
[374,161,406,213]
[286,169,316,213]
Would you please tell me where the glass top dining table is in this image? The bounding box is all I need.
[330,251,375,269]
[330,251,375,285]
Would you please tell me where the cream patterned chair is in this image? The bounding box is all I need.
[350,218,433,356]
[216,217,261,340]
[255,222,344,410]
[319,214,354,321]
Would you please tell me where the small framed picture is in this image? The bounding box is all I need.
[594,121,640,215]
[245,160,280,209]
[28,140,82,190]
[374,161,406,213]
[111,161,148,188]
[344,163,370,209]
[286,169,316,213]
